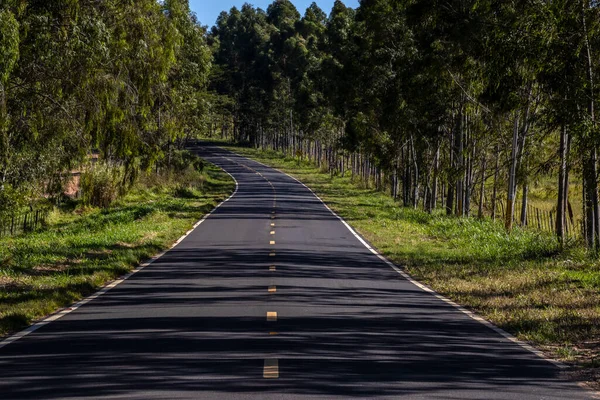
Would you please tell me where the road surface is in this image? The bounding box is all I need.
[0,144,594,399]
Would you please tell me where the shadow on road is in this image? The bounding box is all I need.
[0,144,591,400]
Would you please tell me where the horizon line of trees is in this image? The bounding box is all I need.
[209,0,600,249]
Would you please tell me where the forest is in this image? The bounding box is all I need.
[209,0,600,251]
[1,0,600,250]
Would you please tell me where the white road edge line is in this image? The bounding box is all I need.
[0,162,240,351]
[225,148,568,370]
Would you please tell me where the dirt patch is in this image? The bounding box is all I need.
[85,249,113,259]
[565,367,600,393]
[0,276,28,291]
[32,264,69,274]
[0,276,16,287]
[134,232,158,246]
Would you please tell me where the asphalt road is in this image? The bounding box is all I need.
[0,144,594,399]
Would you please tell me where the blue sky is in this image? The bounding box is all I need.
[190,0,359,27]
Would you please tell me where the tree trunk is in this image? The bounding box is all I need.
[446,127,455,215]
[584,150,599,249]
[478,157,486,219]
[520,183,528,226]
[582,0,599,249]
[0,80,7,191]
[491,143,500,220]
[506,114,520,231]
[431,143,440,212]
[411,135,419,208]
[556,124,568,242]
[456,110,464,216]
[465,134,474,217]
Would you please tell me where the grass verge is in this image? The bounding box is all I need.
[228,144,600,387]
[0,162,235,337]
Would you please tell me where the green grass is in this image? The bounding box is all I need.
[228,145,600,377]
[0,162,235,337]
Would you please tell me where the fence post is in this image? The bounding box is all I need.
[542,210,546,231]
[542,211,546,231]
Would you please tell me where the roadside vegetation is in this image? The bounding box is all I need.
[0,160,234,337]
[0,1,238,337]
[229,144,600,383]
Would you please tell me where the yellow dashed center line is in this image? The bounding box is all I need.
[263,358,279,378]
[242,164,281,379]
[267,311,277,321]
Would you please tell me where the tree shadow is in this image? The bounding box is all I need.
[0,144,592,399]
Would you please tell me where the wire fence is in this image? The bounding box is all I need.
[0,208,51,238]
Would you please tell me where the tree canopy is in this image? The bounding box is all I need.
[0,0,212,205]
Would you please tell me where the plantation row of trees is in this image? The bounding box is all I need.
[0,0,211,211]
[209,0,600,248]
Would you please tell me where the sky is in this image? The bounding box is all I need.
[190,0,359,27]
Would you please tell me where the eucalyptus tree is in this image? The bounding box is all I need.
[264,0,301,153]
[476,1,552,230]
[321,0,356,171]
[163,0,212,160]
[0,0,98,197]
[294,3,328,147]
[541,0,600,248]
[0,7,19,193]
[348,0,417,193]
[404,0,483,213]
[0,0,214,212]
[573,0,599,249]
[211,5,272,144]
